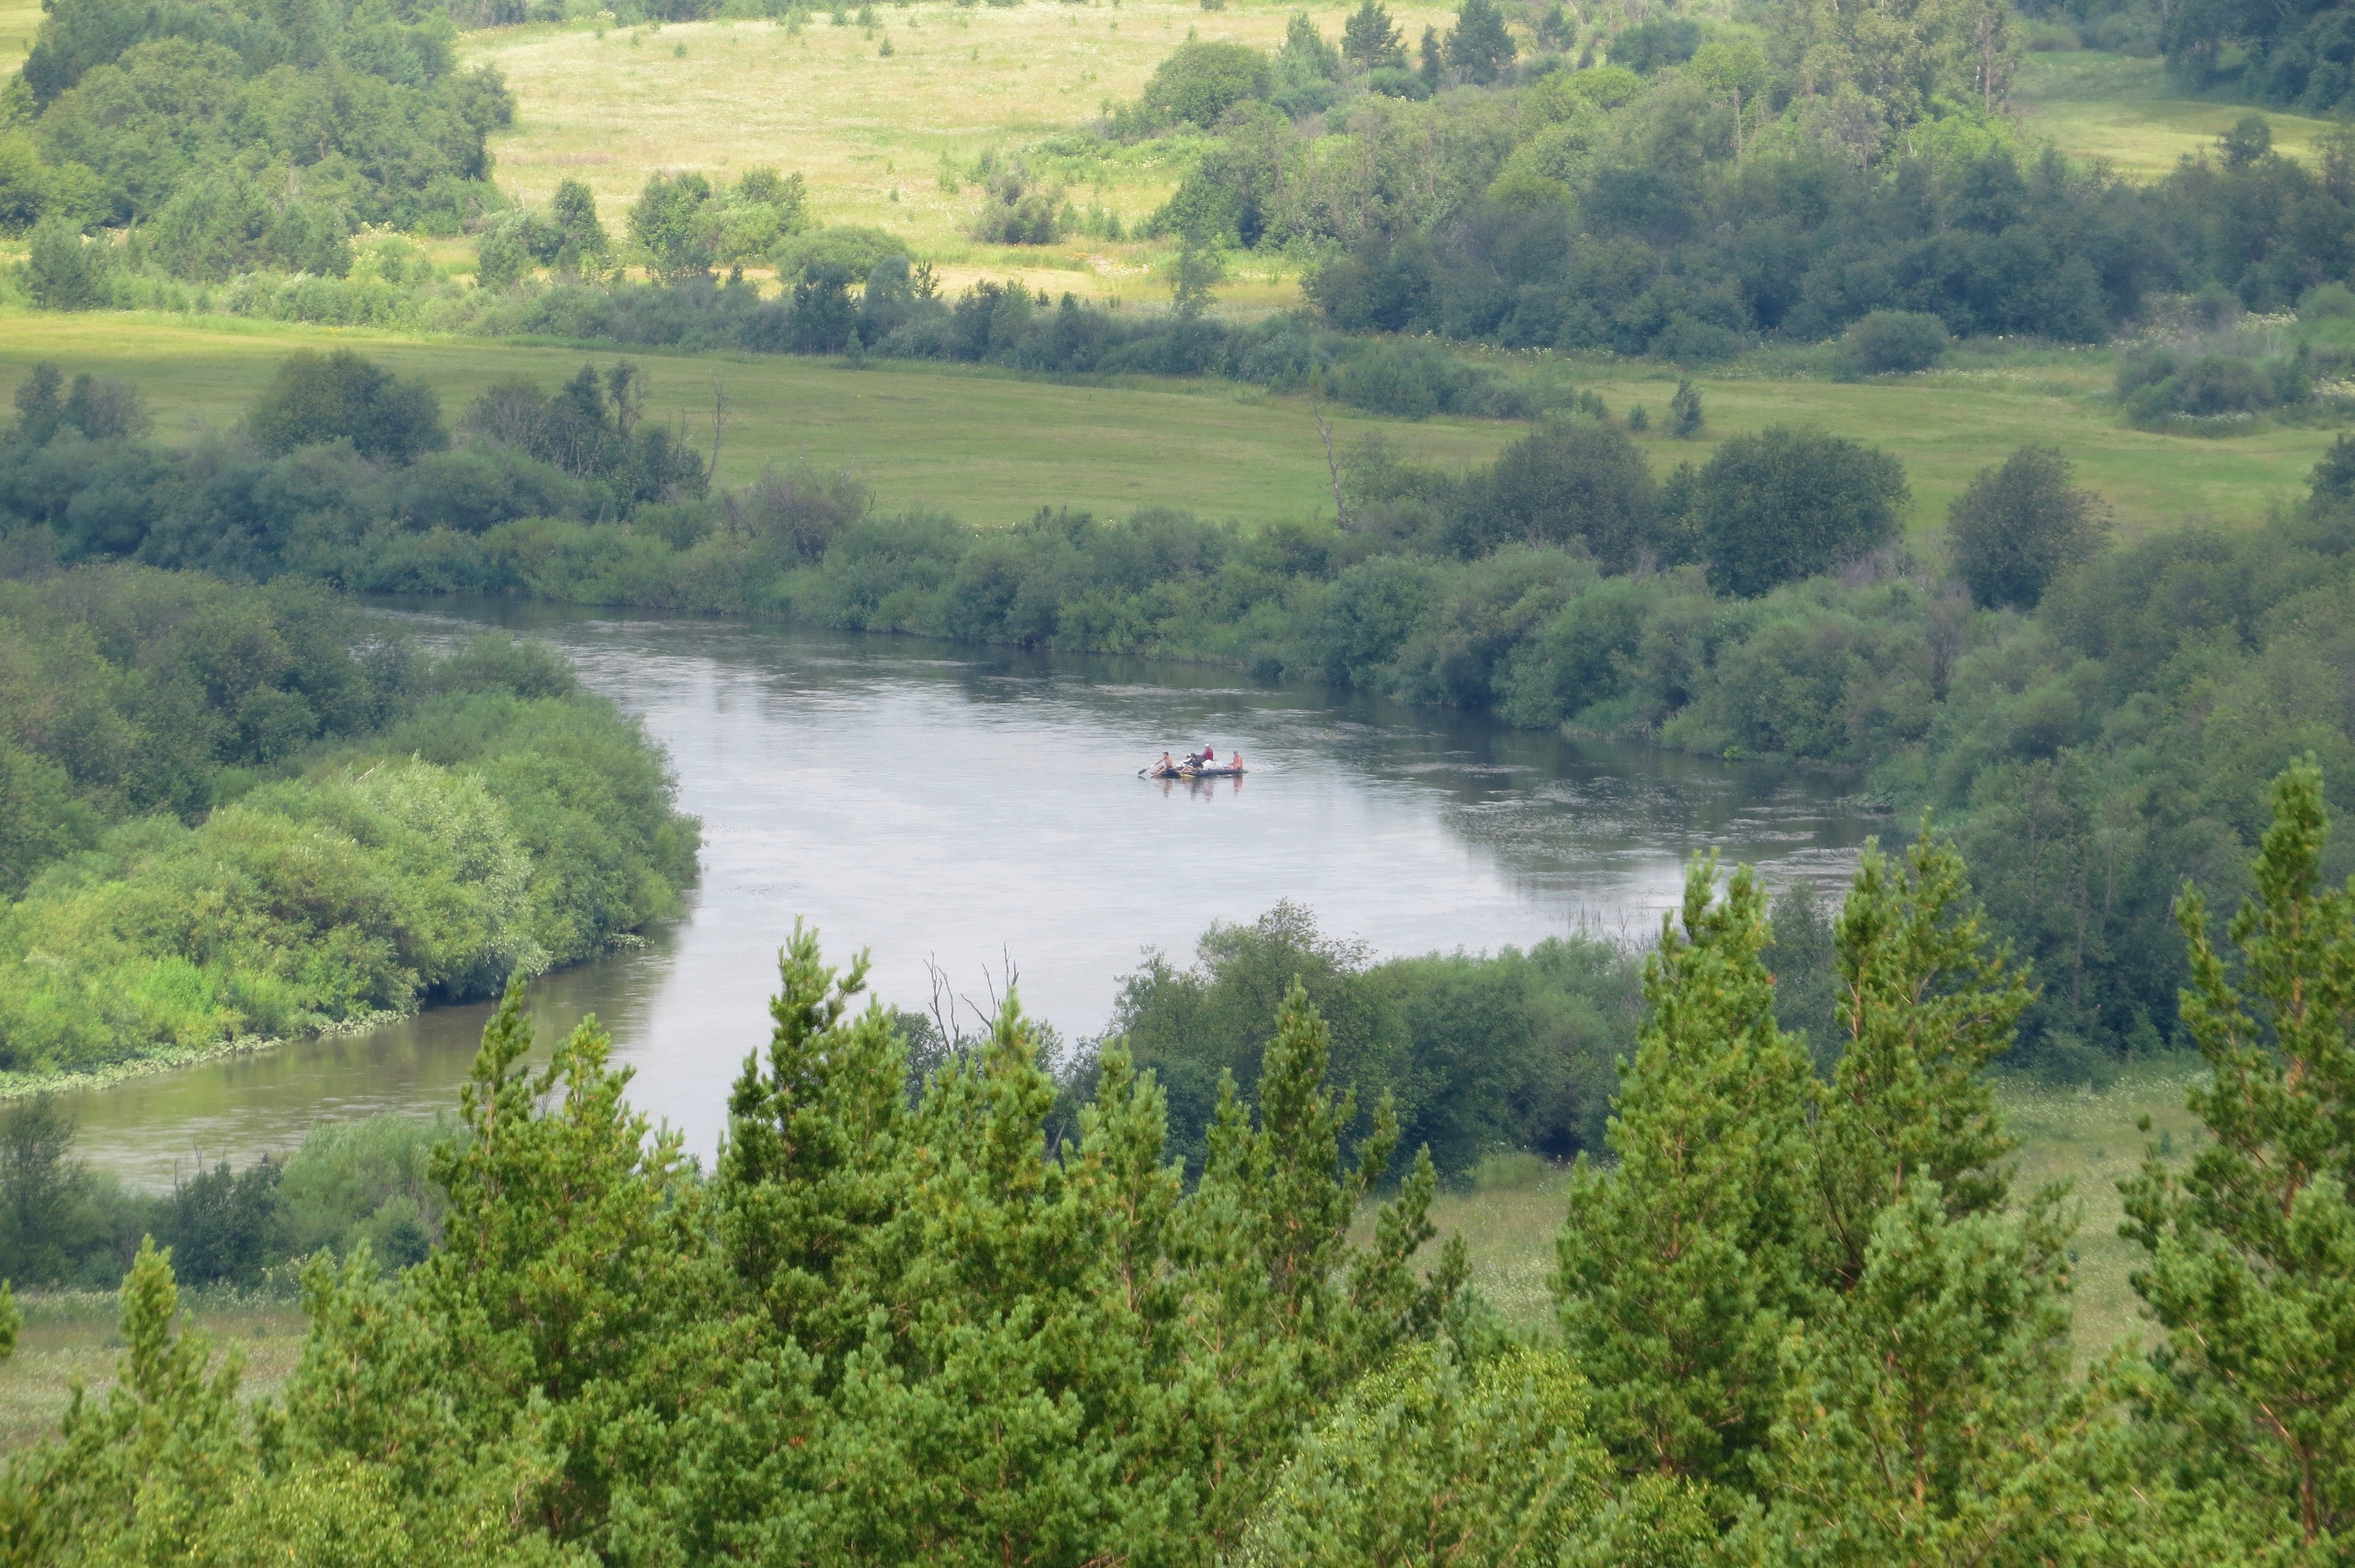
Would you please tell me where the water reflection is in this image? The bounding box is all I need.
[65,606,1883,1184]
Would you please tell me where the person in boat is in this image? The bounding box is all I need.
[1155,752,1176,777]
[1229,752,1243,772]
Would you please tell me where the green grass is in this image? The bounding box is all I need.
[1414,1058,2206,1358]
[2017,51,2340,178]
[0,0,34,72]
[0,311,1521,529]
[0,1288,307,1454]
[462,0,1456,308]
[6,312,2339,537]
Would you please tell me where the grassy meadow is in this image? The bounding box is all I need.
[4,313,2336,534]
[2015,50,2340,177]
[463,0,1457,306]
[0,313,1523,526]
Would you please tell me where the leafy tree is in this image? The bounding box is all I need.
[1419,25,1442,87]
[549,177,611,275]
[1693,426,1909,597]
[246,350,448,466]
[1842,309,1949,374]
[1947,447,2112,612]
[1466,416,1659,568]
[1445,0,1517,84]
[1341,0,1405,69]
[1552,858,1818,1492]
[628,170,717,281]
[0,1095,88,1285]
[2122,759,2355,1552]
[1128,39,1273,130]
[1608,15,1699,73]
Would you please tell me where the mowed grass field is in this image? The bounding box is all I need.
[2015,50,2340,177]
[463,0,1457,305]
[2,313,2336,533]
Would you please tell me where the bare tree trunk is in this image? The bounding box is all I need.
[1319,413,1351,531]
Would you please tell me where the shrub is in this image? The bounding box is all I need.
[1466,418,1659,567]
[1607,15,1698,72]
[22,217,110,310]
[1691,426,1909,597]
[1842,310,1949,375]
[246,351,449,465]
[1445,0,1517,83]
[1946,447,2112,610]
[1127,39,1273,130]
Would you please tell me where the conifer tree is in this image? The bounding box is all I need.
[1341,0,1406,69]
[717,922,911,1365]
[1812,824,2032,1294]
[1754,1181,2111,1565]
[1552,858,1818,1493]
[2124,759,2355,1552]
[412,975,713,1546]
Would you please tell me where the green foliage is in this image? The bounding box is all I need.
[1238,1343,1713,1566]
[246,350,448,465]
[1842,308,1950,375]
[1344,1,1402,70]
[21,217,110,310]
[1690,426,1911,597]
[0,565,695,1076]
[1444,0,1516,84]
[1467,417,1657,568]
[2122,759,2355,1552]
[460,361,707,508]
[1607,15,1699,73]
[1111,902,1640,1178]
[1552,858,1817,1491]
[1669,377,1703,437]
[1123,39,1273,132]
[1946,446,2112,611]
[9,0,511,250]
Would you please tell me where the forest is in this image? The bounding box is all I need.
[0,773,2349,1564]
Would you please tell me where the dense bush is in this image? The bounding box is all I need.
[6,0,512,254]
[0,1094,453,1288]
[0,563,697,1074]
[1109,902,1639,1178]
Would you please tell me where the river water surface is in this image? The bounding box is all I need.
[68,605,1884,1185]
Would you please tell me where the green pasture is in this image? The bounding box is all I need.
[1414,1058,2203,1358]
[2016,51,2340,177]
[0,313,1520,528]
[4,313,2336,534]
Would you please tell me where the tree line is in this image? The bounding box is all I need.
[6,346,2350,1069]
[4,766,2352,1564]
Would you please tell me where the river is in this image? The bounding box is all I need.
[65,605,1883,1185]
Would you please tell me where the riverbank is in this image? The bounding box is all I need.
[0,569,700,1092]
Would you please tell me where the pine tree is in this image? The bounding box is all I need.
[716,921,911,1366]
[1754,1181,2112,1566]
[1552,858,1818,1493]
[1812,824,2032,1294]
[1341,0,1405,69]
[2123,759,2355,1552]
[412,974,714,1546]
[1445,0,1517,84]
